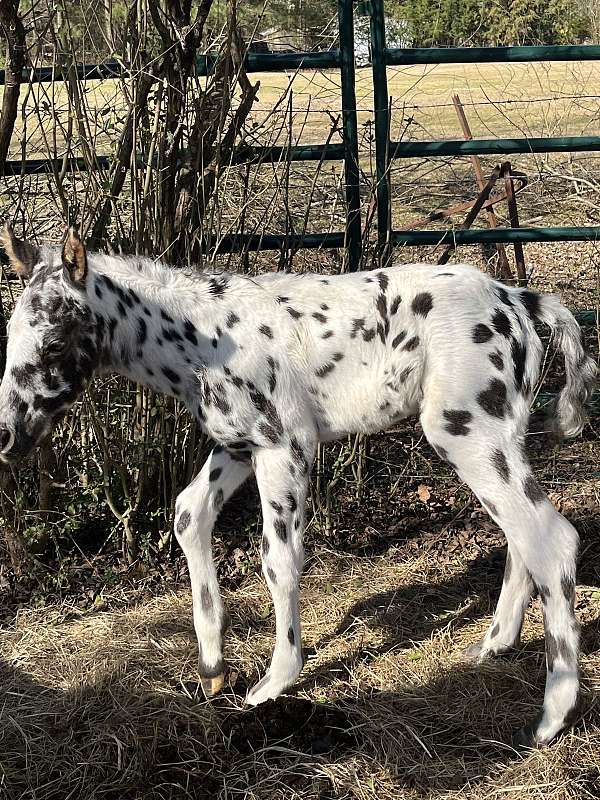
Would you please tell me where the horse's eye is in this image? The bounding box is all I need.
[43,341,66,359]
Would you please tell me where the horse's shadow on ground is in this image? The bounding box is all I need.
[296,506,600,681]
[152,508,599,793]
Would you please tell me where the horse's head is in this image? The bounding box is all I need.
[0,227,99,463]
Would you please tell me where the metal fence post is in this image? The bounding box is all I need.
[338,0,362,271]
[368,0,391,257]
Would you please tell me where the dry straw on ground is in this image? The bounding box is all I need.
[0,500,600,800]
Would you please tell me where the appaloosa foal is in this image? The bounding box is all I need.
[0,227,595,746]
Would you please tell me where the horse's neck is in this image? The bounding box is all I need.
[87,261,209,406]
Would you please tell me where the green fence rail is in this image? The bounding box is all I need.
[389,136,600,158]
[391,228,600,245]
[362,5,600,255]
[385,45,600,65]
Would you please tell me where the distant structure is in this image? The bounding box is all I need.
[250,26,306,53]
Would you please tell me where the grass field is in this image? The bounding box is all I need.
[0,59,599,800]
[247,61,600,143]
[7,61,600,151]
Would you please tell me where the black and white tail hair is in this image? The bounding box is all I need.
[0,225,596,749]
[536,295,596,438]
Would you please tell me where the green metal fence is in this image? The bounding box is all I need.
[365,26,600,255]
[3,1,600,272]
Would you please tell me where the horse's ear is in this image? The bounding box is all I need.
[62,228,87,287]
[0,225,40,278]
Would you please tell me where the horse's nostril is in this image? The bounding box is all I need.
[0,426,11,452]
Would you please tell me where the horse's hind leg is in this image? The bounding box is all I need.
[422,404,580,746]
[462,544,534,660]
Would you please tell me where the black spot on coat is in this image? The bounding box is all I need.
[489,351,504,371]
[290,436,309,474]
[249,390,283,437]
[162,366,181,384]
[377,272,389,292]
[177,510,191,534]
[443,409,472,436]
[495,286,513,307]
[491,309,511,338]
[214,489,224,510]
[137,317,147,345]
[477,378,507,418]
[390,295,401,315]
[209,276,229,297]
[473,324,493,343]
[363,327,376,342]
[183,320,198,346]
[561,574,575,607]
[412,292,433,317]
[520,290,541,321]
[392,331,406,349]
[350,318,365,338]
[524,474,545,504]
[315,362,335,378]
[492,449,510,482]
[200,584,213,613]
[274,518,287,542]
[545,633,574,672]
[511,338,527,393]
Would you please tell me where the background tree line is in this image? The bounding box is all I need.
[15,0,599,63]
[389,0,592,48]
[11,0,599,66]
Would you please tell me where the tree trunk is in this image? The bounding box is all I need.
[0,0,26,173]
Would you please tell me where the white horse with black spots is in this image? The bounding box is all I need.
[0,226,595,747]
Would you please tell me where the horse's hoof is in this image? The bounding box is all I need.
[512,725,538,749]
[200,672,225,698]
[512,713,545,749]
[461,640,487,662]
